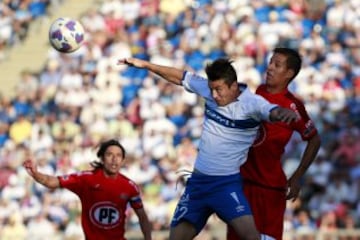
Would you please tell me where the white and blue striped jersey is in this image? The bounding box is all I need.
[182,71,278,176]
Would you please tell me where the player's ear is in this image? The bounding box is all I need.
[230,80,238,89]
[286,69,295,82]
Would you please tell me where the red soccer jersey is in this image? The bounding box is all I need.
[58,168,144,240]
[241,84,318,188]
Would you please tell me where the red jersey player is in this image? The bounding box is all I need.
[23,139,152,240]
[227,48,321,240]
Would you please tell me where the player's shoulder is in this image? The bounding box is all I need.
[256,84,305,107]
[240,85,269,104]
[255,84,267,93]
[59,169,95,184]
[239,84,258,98]
[278,89,311,116]
[117,173,138,185]
[117,173,141,192]
[75,169,96,177]
[184,71,207,82]
[284,90,306,108]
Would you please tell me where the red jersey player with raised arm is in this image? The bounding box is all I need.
[23,139,152,240]
[227,47,321,240]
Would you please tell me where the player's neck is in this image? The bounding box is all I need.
[265,85,287,94]
[103,169,118,179]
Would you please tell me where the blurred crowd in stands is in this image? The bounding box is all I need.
[0,0,59,62]
[1,0,360,239]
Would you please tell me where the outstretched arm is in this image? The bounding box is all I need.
[134,207,152,240]
[23,159,60,189]
[118,58,184,85]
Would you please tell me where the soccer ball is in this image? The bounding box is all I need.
[49,17,85,53]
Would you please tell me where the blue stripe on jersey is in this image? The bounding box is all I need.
[130,196,142,204]
[205,104,260,129]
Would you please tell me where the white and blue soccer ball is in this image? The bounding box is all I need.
[49,17,85,53]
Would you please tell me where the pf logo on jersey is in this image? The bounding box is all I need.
[90,201,120,229]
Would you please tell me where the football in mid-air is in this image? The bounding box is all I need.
[49,17,85,53]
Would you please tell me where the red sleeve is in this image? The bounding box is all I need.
[291,98,318,141]
[58,171,92,195]
[127,180,144,209]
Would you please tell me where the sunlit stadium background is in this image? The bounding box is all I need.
[0,0,360,239]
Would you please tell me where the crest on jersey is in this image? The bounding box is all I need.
[89,201,120,229]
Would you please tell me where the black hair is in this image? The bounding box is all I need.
[90,139,126,169]
[273,47,302,81]
[205,58,237,87]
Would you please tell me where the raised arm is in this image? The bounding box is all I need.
[118,58,184,85]
[134,207,152,240]
[23,159,60,189]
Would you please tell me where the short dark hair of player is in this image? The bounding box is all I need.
[205,58,237,87]
[90,139,126,169]
[273,47,302,81]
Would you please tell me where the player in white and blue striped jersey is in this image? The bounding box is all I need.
[118,57,298,240]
